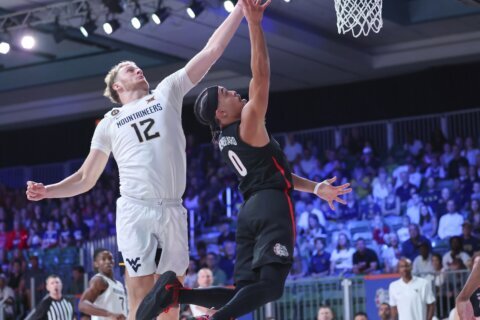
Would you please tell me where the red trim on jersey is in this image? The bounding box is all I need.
[271,156,296,243]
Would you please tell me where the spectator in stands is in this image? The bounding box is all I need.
[283,133,303,163]
[412,242,435,275]
[401,224,431,261]
[189,268,217,317]
[381,233,401,273]
[462,136,480,166]
[389,258,435,320]
[431,253,445,288]
[330,233,355,276]
[437,187,452,219]
[340,191,360,221]
[6,221,28,251]
[27,222,42,249]
[65,265,85,296]
[58,217,73,248]
[372,168,390,202]
[299,148,318,177]
[395,172,417,205]
[351,166,371,199]
[353,311,368,320]
[309,238,330,277]
[359,195,382,220]
[437,200,464,240]
[218,241,235,284]
[467,199,480,236]
[70,212,89,243]
[184,258,199,288]
[421,177,441,213]
[288,245,308,280]
[0,222,8,250]
[317,305,335,320]
[440,143,454,169]
[404,133,423,158]
[471,181,480,201]
[7,260,23,296]
[23,255,46,308]
[442,236,470,271]
[448,145,469,179]
[419,204,437,239]
[460,221,479,256]
[297,202,327,231]
[216,218,235,245]
[425,157,446,180]
[360,146,380,174]
[378,302,392,320]
[196,241,208,268]
[352,238,379,275]
[372,215,390,245]
[406,193,422,225]
[407,163,422,189]
[306,213,327,240]
[396,215,411,243]
[205,252,227,286]
[381,184,401,217]
[0,273,15,320]
[41,220,58,249]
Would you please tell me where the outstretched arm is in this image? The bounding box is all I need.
[185,2,244,84]
[292,175,351,210]
[26,149,109,201]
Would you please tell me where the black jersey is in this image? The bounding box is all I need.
[219,121,293,198]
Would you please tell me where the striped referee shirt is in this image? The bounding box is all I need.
[31,296,74,320]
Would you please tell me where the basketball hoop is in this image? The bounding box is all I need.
[334,0,383,37]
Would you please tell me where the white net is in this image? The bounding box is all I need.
[334,0,383,37]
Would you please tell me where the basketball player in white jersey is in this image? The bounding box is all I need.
[79,248,127,320]
[25,2,245,319]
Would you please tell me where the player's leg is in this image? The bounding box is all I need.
[125,271,156,320]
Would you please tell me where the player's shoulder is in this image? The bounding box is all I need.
[103,106,122,119]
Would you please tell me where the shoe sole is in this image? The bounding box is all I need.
[136,271,177,320]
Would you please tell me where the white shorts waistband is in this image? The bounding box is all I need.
[121,195,182,208]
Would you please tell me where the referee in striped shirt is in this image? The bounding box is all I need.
[30,275,74,320]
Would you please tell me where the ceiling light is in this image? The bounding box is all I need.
[131,13,148,29]
[21,35,35,49]
[0,41,10,54]
[151,7,170,25]
[223,0,236,13]
[103,19,120,34]
[186,0,204,19]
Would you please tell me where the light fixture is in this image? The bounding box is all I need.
[103,18,120,34]
[21,34,35,49]
[131,13,148,29]
[53,16,66,43]
[80,5,97,37]
[186,0,204,19]
[151,7,170,25]
[223,0,237,13]
[0,41,10,54]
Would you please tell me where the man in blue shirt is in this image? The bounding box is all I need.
[401,224,431,261]
[310,238,330,276]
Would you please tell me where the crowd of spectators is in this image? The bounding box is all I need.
[1,129,480,318]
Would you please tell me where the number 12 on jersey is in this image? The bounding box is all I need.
[131,118,160,143]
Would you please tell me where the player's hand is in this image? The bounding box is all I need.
[314,176,352,211]
[26,181,47,201]
[456,298,475,320]
[242,0,271,25]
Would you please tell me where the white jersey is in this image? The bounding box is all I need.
[91,68,194,199]
[389,276,435,320]
[91,274,127,320]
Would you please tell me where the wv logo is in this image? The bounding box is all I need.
[126,257,142,273]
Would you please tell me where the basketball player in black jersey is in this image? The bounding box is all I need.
[135,0,351,319]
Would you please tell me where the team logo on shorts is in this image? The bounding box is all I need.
[126,257,142,273]
[111,109,119,116]
[273,243,289,257]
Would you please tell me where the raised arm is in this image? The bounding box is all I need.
[79,277,125,319]
[26,149,108,201]
[185,3,244,84]
[292,175,351,210]
[456,256,480,320]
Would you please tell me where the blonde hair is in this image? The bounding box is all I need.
[103,61,134,104]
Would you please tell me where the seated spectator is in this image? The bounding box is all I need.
[436,187,452,218]
[351,166,372,199]
[404,133,423,158]
[205,252,227,286]
[306,213,327,240]
[372,168,391,202]
[420,177,440,213]
[442,236,470,271]
[396,215,411,243]
[401,224,431,261]
[407,163,422,189]
[340,191,359,221]
[184,258,199,288]
[216,218,235,245]
[354,312,368,320]
[405,193,422,224]
[381,185,401,216]
[372,215,390,245]
[41,221,58,249]
[330,233,355,276]
[471,181,480,201]
[395,171,417,205]
[6,221,28,251]
[431,253,445,287]
[463,136,480,166]
[419,204,437,239]
[424,157,446,180]
[360,146,380,174]
[196,241,208,268]
[448,145,469,179]
[283,133,303,163]
[299,148,319,177]
[0,274,15,320]
[309,238,330,277]
[412,242,435,275]
[189,268,217,317]
[297,202,327,231]
[378,302,393,320]
[317,305,335,320]
[461,221,480,256]
[359,195,382,220]
[218,241,235,284]
[440,143,454,168]
[437,200,464,240]
[352,238,379,275]
[381,233,401,274]
[26,224,42,249]
[23,255,46,308]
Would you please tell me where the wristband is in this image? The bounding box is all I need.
[313,182,322,194]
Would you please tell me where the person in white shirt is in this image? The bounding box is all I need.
[412,242,435,276]
[438,200,464,240]
[330,233,355,276]
[442,236,471,271]
[25,3,246,319]
[79,248,127,320]
[0,274,15,319]
[389,258,435,320]
[283,133,303,163]
[189,269,217,317]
